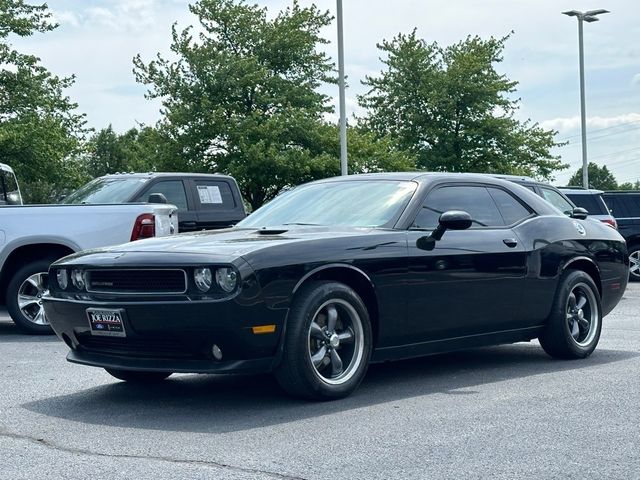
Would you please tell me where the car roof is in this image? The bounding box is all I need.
[559,187,604,195]
[101,172,236,181]
[311,171,542,185]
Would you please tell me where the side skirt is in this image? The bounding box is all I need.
[371,326,544,363]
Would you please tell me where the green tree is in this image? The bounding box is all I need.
[85,125,179,177]
[617,180,640,191]
[134,0,342,210]
[359,31,566,180]
[567,162,618,190]
[0,0,88,203]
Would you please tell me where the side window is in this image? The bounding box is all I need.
[413,185,504,229]
[623,196,640,217]
[194,181,236,210]
[487,187,532,225]
[140,180,188,210]
[540,188,574,216]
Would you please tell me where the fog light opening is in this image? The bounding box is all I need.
[212,344,223,361]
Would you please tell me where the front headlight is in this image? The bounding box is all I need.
[215,267,238,293]
[194,268,213,292]
[71,269,86,290]
[56,269,69,290]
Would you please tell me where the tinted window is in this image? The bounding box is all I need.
[540,188,574,215]
[413,185,504,229]
[487,187,532,225]
[194,181,236,210]
[604,194,640,218]
[141,180,188,210]
[564,193,608,215]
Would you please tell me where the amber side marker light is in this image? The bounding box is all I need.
[252,325,276,334]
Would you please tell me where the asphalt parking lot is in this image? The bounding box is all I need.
[1,285,639,480]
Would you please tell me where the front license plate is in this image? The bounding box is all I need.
[87,308,127,337]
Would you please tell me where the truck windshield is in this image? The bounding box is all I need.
[62,178,147,204]
[237,180,417,229]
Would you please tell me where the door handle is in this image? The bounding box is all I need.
[181,221,197,228]
[503,238,518,248]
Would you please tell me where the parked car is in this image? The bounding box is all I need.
[602,191,640,281]
[0,163,23,206]
[560,188,617,229]
[0,202,178,334]
[62,173,246,232]
[43,173,627,400]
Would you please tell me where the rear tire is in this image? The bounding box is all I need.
[539,270,602,359]
[105,369,172,383]
[6,258,56,335]
[628,246,640,282]
[275,281,372,400]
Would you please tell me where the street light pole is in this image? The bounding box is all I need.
[336,0,348,176]
[563,9,609,188]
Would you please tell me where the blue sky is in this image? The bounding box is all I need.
[10,0,640,185]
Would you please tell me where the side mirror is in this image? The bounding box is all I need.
[416,210,473,251]
[148,193,168,204]
[571,207,588,220]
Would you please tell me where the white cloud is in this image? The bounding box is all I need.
[541,113,640,133]
[51,11,81,28]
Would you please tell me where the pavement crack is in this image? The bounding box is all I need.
[0,430,308,480]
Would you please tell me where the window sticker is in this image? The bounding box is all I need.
[197,185,223,204]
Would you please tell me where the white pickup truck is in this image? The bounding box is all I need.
[0,203,178,334]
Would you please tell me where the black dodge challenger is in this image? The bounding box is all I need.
[43,173,628,400]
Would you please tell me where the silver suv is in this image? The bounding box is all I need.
[559,188,617,229]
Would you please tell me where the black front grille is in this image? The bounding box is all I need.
[77,334,201,359]
[87,269,187,294]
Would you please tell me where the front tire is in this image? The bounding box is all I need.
[275,281,372,400]
[6,259,55,335]
[105,369,172,383]
[539,270,602,359]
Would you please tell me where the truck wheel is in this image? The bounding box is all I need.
[275,281,372,400]
[629,246,640,282]
[6,259,55,335]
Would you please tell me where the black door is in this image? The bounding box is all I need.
[405,184,531,343]
[135,179,199,232]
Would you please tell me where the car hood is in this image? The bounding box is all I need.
[102,226,378,257]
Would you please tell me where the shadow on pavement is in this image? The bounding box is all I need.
[0,320,59,343]
[23,344,638,434]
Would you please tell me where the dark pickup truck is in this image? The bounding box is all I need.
[63,172,246,232]
[602,191,640,281]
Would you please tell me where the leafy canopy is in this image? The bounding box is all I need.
[359,31,566,180]
[567,162,619,190]
[134,0,338,209]
[0,0,88,203]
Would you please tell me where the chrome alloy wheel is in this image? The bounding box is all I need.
[630,250,640,280]
[17,272,49,326]
[566,282,599,347]
[307,299,364,385]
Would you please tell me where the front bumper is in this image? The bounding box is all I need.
[43,296,286,374]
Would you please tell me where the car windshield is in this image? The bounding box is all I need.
[62,178,147,204]
[237,180,417,228]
